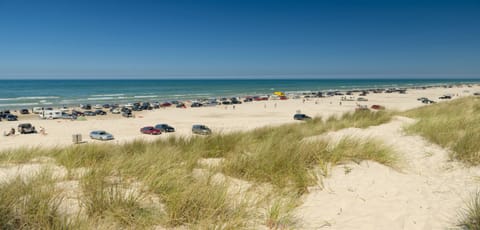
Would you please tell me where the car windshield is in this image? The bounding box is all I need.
[98,132,106,135]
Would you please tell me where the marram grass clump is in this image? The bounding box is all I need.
[458,191,480,230]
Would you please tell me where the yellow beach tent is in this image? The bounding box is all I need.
[273,91,285,96]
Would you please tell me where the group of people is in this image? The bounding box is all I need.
[3,127,47,136]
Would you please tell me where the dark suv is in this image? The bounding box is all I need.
[192,125,211,135]
[293,114,311,121]
[18,123,36,134]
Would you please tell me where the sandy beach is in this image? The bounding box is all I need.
[1,84,480,229]
[1,85,478,151]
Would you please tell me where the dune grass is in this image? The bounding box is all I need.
[404,97,480,165]
[0,109,396,228]
[0,171,78,229]
[458,191,480,230]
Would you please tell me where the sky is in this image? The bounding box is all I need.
[0,0,479,79]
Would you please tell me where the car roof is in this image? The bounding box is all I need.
[91,130,106,133]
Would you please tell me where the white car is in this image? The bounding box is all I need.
[89,130,114,141]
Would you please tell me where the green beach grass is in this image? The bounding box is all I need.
[0,110,397,228]
[404,96,480,165]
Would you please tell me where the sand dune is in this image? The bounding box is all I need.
[296,116,480,229]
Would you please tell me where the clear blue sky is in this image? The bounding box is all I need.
[0,0,479,79]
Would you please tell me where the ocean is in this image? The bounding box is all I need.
[0,79,478,109]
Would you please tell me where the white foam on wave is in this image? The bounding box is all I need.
[91,94,125,97]
[133,95,157,98]
[87,97,115,101]
[0,102,40,107]
[0,96,60,101]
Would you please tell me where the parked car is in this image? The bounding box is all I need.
[191,102,203,107]
[192,125,211,135]
[102,104,111,109]
[5,114,18,121]
[95,110,107,115]
[293,114,311,121]
[61,113,76,120]
[371,105,385,110]
[231,98,242,104]
[439,95,452,99]
[110,108,121,114]
[155,124,175,132]
[421,98,436,104]
[84,111,96,116]
[80,104,92,110]
[140,126,162,135]
[89,130,114,140]
[94,104,102,109]
[161,102,172,107]
[122,111,133,118]
[72,110,84,116]
[18,123,36,134]
[20,109,30,114]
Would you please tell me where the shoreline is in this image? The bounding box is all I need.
[1,80,479,110]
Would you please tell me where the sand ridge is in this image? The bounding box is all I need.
[295,116,480,229]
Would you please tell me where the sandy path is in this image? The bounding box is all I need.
[296,116,480,229]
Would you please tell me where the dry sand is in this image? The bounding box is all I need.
[1,85,478,151]
[1,84,480,229]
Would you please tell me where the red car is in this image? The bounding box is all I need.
[140,126,162,135]
[160,102,172,107]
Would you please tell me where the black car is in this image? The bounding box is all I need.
[20,109,30,114]
[102,104,111,109]
[5,114,18,121]
[84,111,96,116]
[293,114,311,121]
[95,110,107,115]
[231,98,242,104]
[155,124,175,132]
[132,106,143,111]
[191,102,203,107]
[122,111,133,118]
[72,110,85,116]
[0,110,10,118]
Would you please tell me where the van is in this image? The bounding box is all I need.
[33,107,44,114]
[40,110,62,119]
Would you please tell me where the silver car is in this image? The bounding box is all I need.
[89,130,114,141]
[192,125,212,135]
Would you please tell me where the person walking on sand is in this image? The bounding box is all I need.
[233,105,236,110]
[39,126,47,135]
